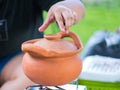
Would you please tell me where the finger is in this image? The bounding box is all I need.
[65,27,70,33]
[39,15,54,32]
[61,10,75,32]
[73,12,77,25]
[54,12,66,32]
[38,20,50,32]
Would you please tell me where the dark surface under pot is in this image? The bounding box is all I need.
[25,84,65,90]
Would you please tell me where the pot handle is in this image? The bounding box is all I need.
[59,32,83,50]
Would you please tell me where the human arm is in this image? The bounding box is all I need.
[39,0,85,33]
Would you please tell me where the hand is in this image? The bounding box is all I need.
[38,4,77,33]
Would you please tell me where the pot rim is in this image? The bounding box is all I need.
[21,39,82,58]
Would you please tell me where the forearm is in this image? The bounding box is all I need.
[54,0,85,23]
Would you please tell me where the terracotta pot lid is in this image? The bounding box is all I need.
[34,34,77,52]
[22,32,83,57]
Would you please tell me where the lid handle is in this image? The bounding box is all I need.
[44,33,62,40]
[59,32,83,50]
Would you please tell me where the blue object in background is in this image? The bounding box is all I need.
[81,30,120,59]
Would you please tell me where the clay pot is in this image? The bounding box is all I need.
[21,32,83,86]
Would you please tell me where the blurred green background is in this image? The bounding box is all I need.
[44,0,120,46]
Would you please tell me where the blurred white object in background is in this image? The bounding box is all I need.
[79,55,120,82]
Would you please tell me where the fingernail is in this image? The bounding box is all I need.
[66,30,69,33]
[38,27,43,32]
[61,28,65,32]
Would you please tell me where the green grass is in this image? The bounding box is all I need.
[44,0,120,45]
